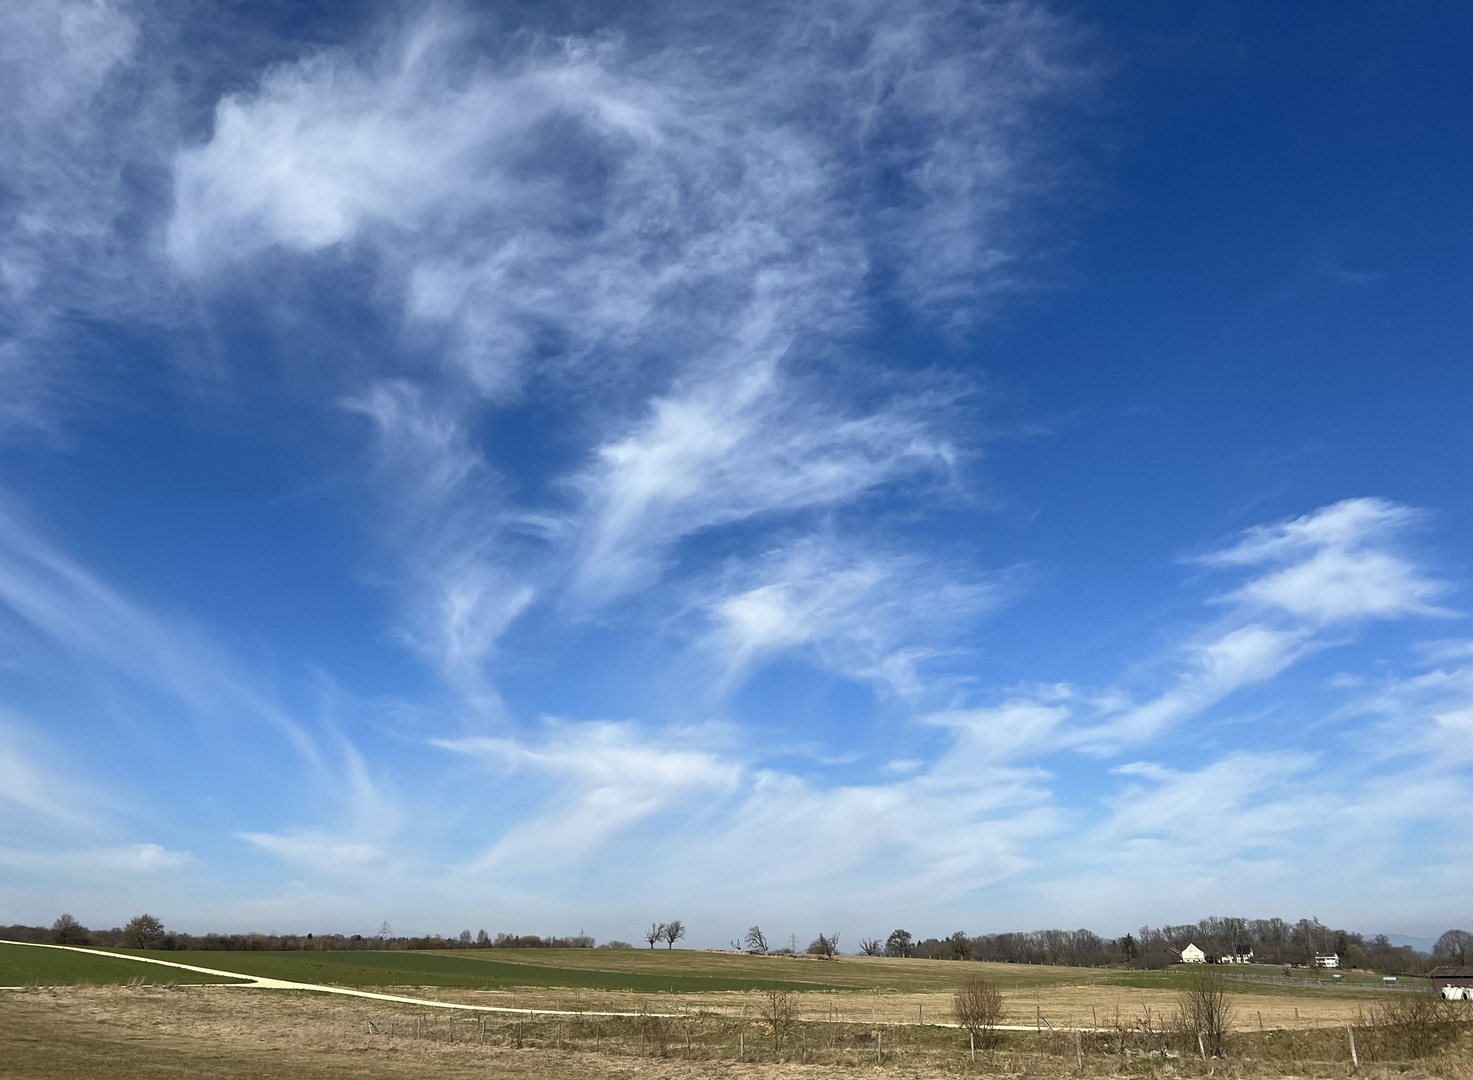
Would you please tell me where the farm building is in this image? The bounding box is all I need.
[1179,943,1206,963]
[1313,954,1340,968]
[1429,966,1473,1001]
[1220,951,1254,964]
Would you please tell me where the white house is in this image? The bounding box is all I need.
[1221,951,1255,964]
[1313,954,1340,969]
[1180,943,1207,963]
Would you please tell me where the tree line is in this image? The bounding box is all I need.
[9,912,1468,974]
[860,918,1466,974]
[4,915,617,952]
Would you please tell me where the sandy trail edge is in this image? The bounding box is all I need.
[4,941,1074,1029]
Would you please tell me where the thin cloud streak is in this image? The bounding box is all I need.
[0,504,319,762]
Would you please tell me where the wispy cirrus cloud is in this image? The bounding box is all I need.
[436,721,740,866]
[0,0,150,435]
[0,710,111,832]
[701,533,1000,697]
[576,368,962,601]
[1200,497,1449,624]
[0,503,319,761]
[343,380,536,695]
[915,499,1450,762]
[165,0,1090,687]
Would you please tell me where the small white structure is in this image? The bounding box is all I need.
[1180,943,1207,963]
[1314,954,1340,969]
[1221,951,1254,964]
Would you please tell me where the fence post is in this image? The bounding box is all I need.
[1076,1030,1083,1069]
[739,1032,743,1061]
[1257,1011,1263,1032]
[971,1030,975,1062]
[878,1029,883,1064]
[1347,1026,1358,1072]
[1198,1033,1206,1062]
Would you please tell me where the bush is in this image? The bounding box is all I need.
[1366,994,1466,1059]
[954,976,1004,1048]
[1176,965,1233,1057]
[760,989,798,1052]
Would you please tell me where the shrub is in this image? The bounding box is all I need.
[954,976,1005,1048]
[1176,965,1233,1057]
[1367,994,1465,1058]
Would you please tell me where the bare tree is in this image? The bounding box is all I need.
[858,937,883,956]
[1222,916,1252,959]
[760,989,798,1052]
[807,932,840,959]
[953,976,1004,1048]
[1176,965,1233,1057]
[122,913,165,949]
[646,922,665,949]
[662,920,686,949]
[745,925,768,954]
[1432,929,1471,966]
[51,914,89,946]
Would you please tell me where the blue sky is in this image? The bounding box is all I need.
[0,0,1468,946]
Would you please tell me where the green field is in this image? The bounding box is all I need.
[0,943,245,986]
[117,948,845,993]
[1,942,1417,1001]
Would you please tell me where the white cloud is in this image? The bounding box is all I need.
[436,721,741,870]
[928,695,1072,762]
[342,381,537,692]
[573,365,960,600]
[166,0,1088,654]
[921,498,1450,758]
[239,831,387,874]
[1338,641,1473,767]
[1202,498,1447,624]
[0,842,190,875]
[1095,752,1319,851]
[414,709,1063,910]
[0,0,185,436]
[700,533,997,696]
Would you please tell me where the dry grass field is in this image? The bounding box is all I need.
[3,945,1469,1079]
[1,983,1470,1080]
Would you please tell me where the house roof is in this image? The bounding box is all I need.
[1428,966,1473,978]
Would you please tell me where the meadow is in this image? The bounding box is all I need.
[0,944,245,987]
[3,942,1469,1079]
